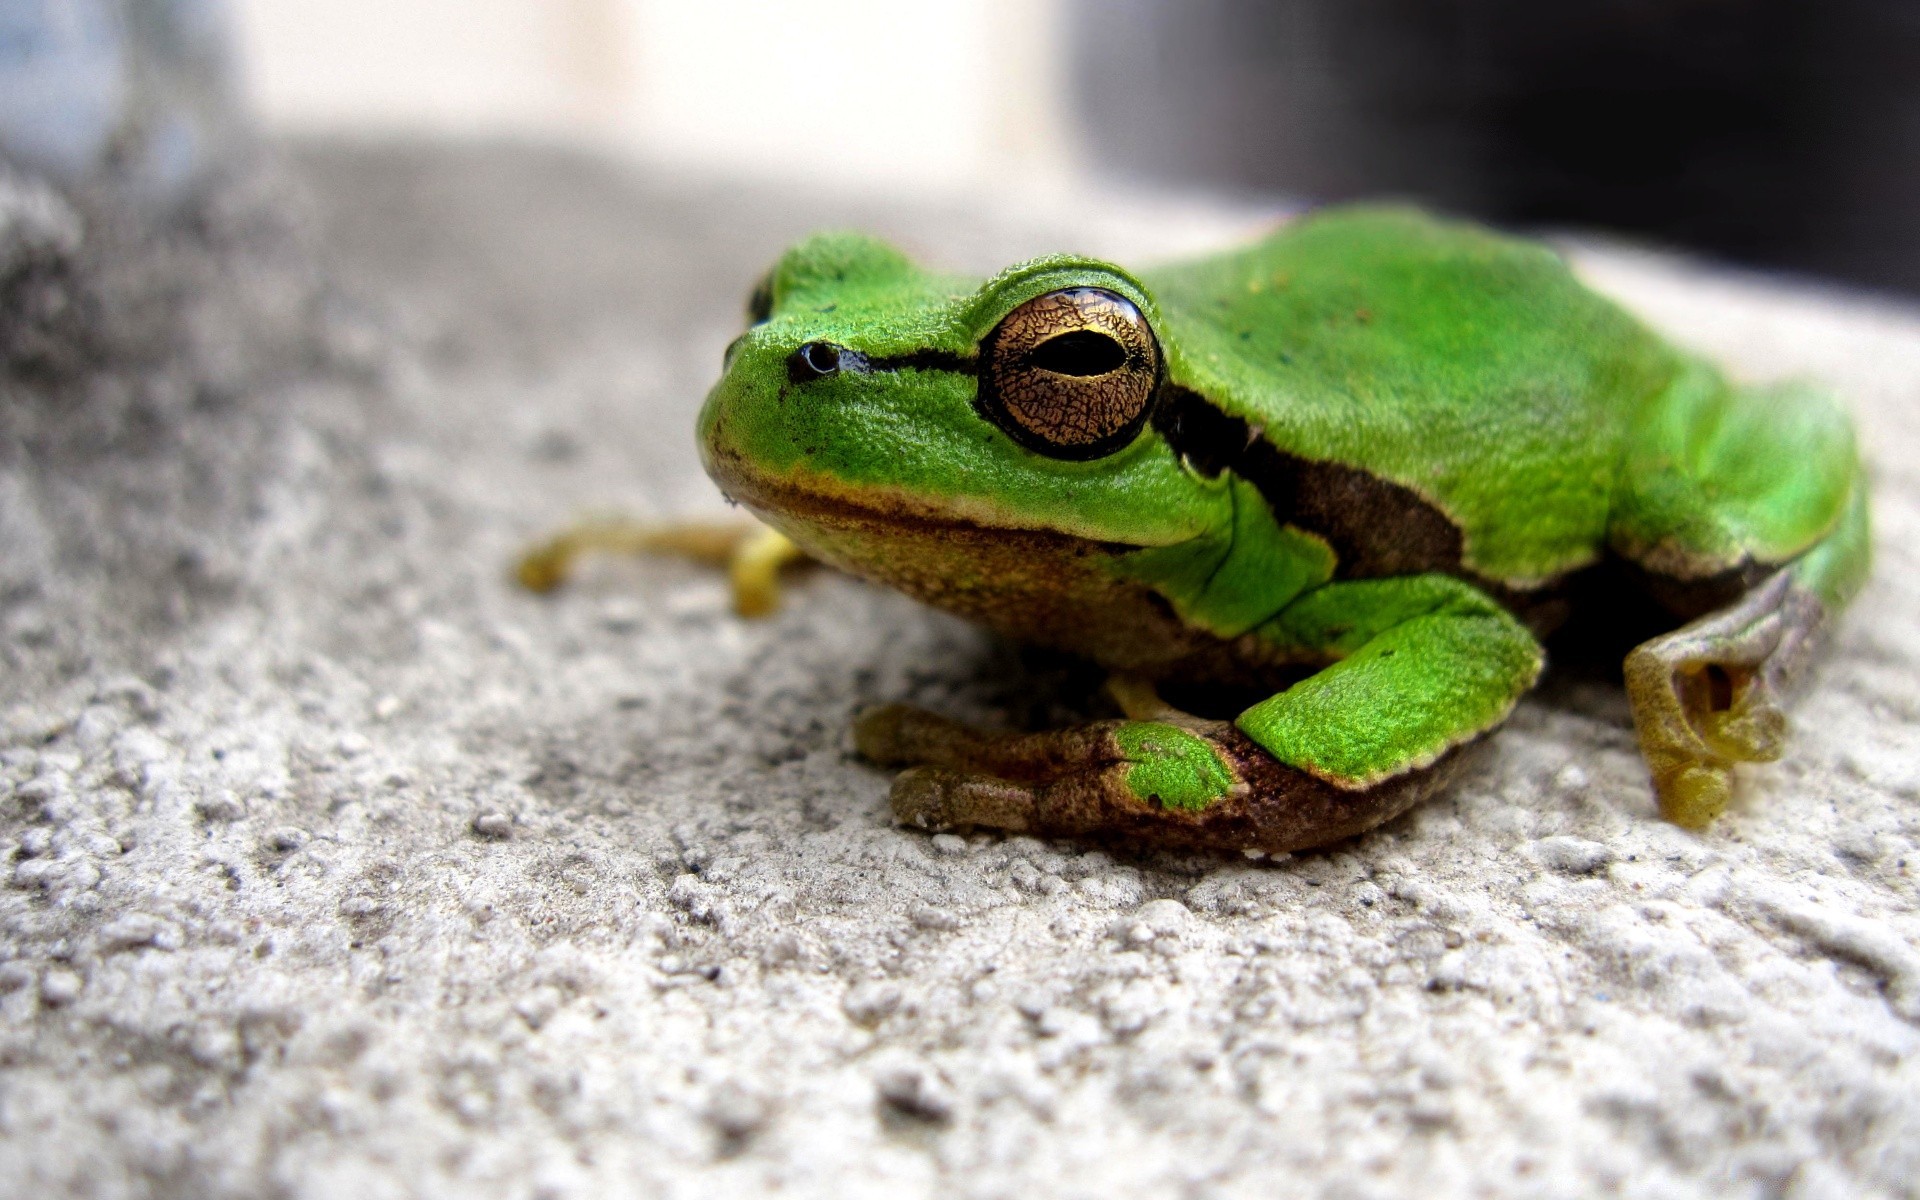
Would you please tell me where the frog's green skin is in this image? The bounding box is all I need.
[698,206,1869,852]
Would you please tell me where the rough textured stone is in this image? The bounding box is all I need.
[1,142,1916,1199]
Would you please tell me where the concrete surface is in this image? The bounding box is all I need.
[2,143,1917,1199]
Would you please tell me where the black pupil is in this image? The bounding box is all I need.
[1026,330,1127,377]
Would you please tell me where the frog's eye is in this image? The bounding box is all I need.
[978,288,1160,460]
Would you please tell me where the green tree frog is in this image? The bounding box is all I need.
[581,207,1870,854]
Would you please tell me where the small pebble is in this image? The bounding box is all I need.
[599,599,645,633]
[705,1083,771,1145]
[1532,836,1614,876]
[1036,1006,1086,1038]
[514,986,563,1030]
[472,812,514,839]
[100,912,183,952]
[909,904,960,931]
[875,1066,953,1123]
[266,827,309,852]
[1134,898,1191,934]
[40,969,82,1006]
[197,790,246,821]
[842,981,902,1026]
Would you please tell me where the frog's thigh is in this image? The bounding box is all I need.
[1608,369,1858,583]
[1237,576,1545,788]
[1625,484,1869,829]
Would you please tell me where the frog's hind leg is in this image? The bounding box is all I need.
[1623,481,1870,828]
[515,519,804,616]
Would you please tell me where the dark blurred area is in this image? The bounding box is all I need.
[1075,0,1920,295]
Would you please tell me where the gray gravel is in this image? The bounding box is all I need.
[2,142,1917,1199]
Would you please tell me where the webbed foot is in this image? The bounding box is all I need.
[858,704,1239,840]
[1624,571,1822,828]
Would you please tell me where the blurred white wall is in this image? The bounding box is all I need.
[230,0,1080,192]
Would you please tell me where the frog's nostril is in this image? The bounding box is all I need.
[788,341,843,382]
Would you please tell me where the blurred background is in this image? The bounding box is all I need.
[4,0,1918,290]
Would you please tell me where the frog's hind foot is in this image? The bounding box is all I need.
[514,519,804,616]
[858,705,1230,843]
[854,704,1468,854]
[854,705,1122,786]
[1624,570,1825,829]
[854,705,1110,837]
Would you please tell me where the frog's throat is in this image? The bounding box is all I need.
[707,457,1255,678]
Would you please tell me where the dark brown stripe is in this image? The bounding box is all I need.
[1151,385,1467,582]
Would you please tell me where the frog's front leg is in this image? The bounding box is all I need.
[858,574,1543,854]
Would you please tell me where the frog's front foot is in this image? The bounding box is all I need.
[860,705,1238,843]
[854,704,1468,854]
[514,519,805,616]
[1624,571,1821,828]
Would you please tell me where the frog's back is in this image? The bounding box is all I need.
[1142,206,1681,588]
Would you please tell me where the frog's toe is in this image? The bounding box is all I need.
[888,761,1157,842]
[1658,761,1736,830]
[852,705,961,767]
[1698,674,1788,763]
[889,767,1038,834]
[853,706,1120,783]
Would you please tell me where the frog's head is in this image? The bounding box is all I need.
[698,233,1229,666]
